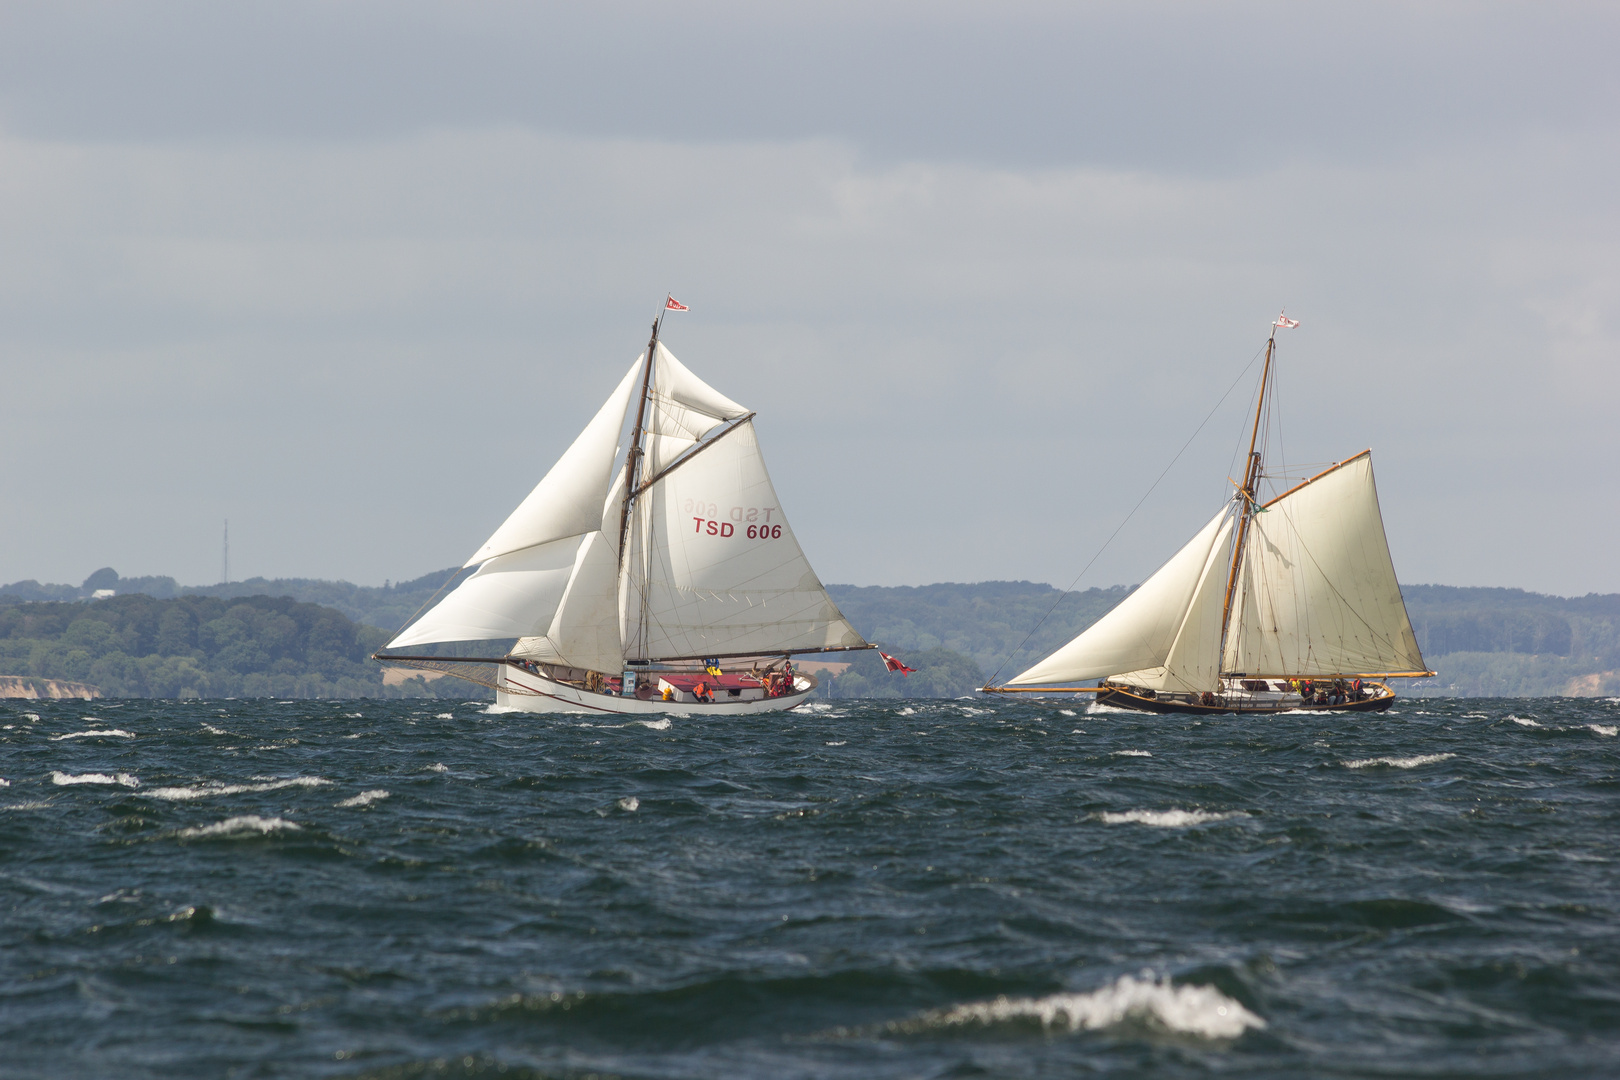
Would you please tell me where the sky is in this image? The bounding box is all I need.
[2,1,1616,596]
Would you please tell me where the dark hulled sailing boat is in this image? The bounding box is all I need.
[984,315,1434,714]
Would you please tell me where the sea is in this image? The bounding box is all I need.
[2,695,1618,1079]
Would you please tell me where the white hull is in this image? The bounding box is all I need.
[495,665,815,716]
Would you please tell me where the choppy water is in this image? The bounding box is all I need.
[3,696,1619,1078]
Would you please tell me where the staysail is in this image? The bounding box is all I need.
[1007,506,1235,688]
[1222,451,1425,677]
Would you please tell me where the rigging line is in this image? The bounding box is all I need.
[984,340,1271,687]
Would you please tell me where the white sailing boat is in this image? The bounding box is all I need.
[377,303,873,714]
[985,316,1434,714]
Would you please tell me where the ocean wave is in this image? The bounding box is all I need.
[1059,709,1077,717]
[49,729,135,741]
[144,777,331,801]
[616,796,639,812]
[481,704,521,715]
[177,815,301,839]
[1113,749,1152,757]
[1343,753,1456,770]
[1086,701,1138,714]
[1589,725,1618,737]
[1097,809,1244,827]
[1509,716,1540,727]
[51,771,139,787]
[635,718,671,730]
[890,974,1264,1040]
[335,789,389,808]
[436,712,453,719]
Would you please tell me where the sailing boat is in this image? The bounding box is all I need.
[376,302,874,714]
[984,315,1433,714]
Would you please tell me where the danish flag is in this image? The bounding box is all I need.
[665,295,689,312]
[1273,311,1299,328]
[880,651,915,675]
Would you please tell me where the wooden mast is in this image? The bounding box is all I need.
[618,313,662,562]
[1217,331,1275,664]
[616,310,664,667]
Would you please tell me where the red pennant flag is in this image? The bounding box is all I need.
[880,651,915,675]
[665,295,689,312]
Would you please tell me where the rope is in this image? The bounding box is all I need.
[983,340,1271,687]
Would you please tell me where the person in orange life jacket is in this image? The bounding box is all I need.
[694,681,712,703]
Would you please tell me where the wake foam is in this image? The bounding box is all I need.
[51,771,139,787]
[894,974,1264,1040]
[1097,809,1244,827]
[635,718,671,730]
[177,815,301,839]
[1343,753,1455,769]
[144,777,331,800]
[336,789,389,807]
[481,704,521,715]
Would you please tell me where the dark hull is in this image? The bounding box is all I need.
[1096,687,1396,716]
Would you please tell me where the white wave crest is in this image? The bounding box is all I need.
[1113,749,1152,757]
[901,974,1264,1040]
[1087,701,1138,714]
[201,723,228,735]
[426,762,449,772]
[144,777,331,800]
[616,796,640,812]
[1098,809,1243,827]
[481,704,521,715]
[635,718,671,730]
[336,789,389,808]
[898,707,916,716]
[177,815,301,839]
[1589,724,1618,737]
[1343,753,1456,769]
[51,771,139,787]
[0,778,9,787]
[825,740,847,746]
[49,729,135,741]
[1510,716,1540,727]
[436,712,454,719]
[23,713,40,721]
[1059,709,1077,717]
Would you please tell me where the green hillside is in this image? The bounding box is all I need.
[0,595,467,700]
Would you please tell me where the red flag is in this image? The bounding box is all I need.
[880,651,915,675]
[665,295,689,312]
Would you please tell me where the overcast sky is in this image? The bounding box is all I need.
[2,1,1616,597]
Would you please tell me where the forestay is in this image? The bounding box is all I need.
[1008,507,1235,687]
[1222,452,1425,677]
[625,419,866,660]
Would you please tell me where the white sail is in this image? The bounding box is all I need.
[464,357,641,566]
[509,471,629,672]
[1007,506,1234,686]
[1222,452,1425,677]
[624,419,866,659]
[1110,508,1236,692]
[643,343,750,476]
[387,536,580,648]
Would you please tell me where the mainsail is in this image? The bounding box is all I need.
[1222,452,1425,677]
[385,335,866,670]
[1008,507,1235,689]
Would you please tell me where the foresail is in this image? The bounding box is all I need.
[624,419,866,659]
[387,536,581,648]
[1223,452,1425,677]
[511,465,629,672]
[1110,509,1236,692]
[1007,506,1234,687]
[464,356,642,566]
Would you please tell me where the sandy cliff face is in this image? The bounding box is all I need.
[0,677,101,700]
